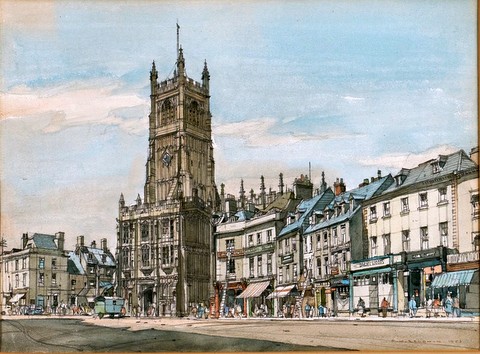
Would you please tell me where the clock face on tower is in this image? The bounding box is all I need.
[162,151,172,167]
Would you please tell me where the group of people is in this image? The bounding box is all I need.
[424,293,461,318]
[355,293,461,318]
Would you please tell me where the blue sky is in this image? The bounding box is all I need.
[0,0,477,249]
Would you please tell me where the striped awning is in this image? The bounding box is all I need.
[266,284,297,299]
[431,270,476,288]
[236,280,270,299]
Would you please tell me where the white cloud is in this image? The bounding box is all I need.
[213,117,365,148]
[0,79,149,134]
[343,96,365,103]
[358,144,460,171]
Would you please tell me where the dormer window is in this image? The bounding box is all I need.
[432,161,441,174]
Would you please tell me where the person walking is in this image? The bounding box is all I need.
[408,297,417,318]
[433,295,441,317]
[381,297,389,318]
[453,296,460,317]
[444,292,453,317]
[426,297,433,318]
[318,304,324,318]
[357,297,365,317]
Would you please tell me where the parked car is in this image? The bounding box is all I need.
[25,306,44,315]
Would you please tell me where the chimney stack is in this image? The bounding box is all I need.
[101,238,107,252]
[55,232,65,251]
[77,235,84,247]
[333,178,346,196]
[22,233,29,249]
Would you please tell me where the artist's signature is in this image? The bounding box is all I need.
[393,339,462,344]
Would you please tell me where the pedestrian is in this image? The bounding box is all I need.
[381,297,389,318]
[305,303,311,318]
[318,304,324,318]
[408,297,417,318]
[357,297,365,317]
[426,297,433,318]
[453,296,460,317]
[433,295,441,317]
[444,292,453,317]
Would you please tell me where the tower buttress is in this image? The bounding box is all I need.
[202,60,210,90]
[239,179,246,209]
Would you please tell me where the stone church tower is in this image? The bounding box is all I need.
[116,38,218,316]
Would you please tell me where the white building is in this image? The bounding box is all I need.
[360,149,478,314]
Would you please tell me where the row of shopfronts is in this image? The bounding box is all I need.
[212,246,478,318]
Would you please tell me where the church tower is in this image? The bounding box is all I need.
[117,31,218,316]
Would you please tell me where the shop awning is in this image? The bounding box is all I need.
[431,270,476,288]
[8,293,25,303]
[100,281,113,290]
[266,285,298,299]
[236,280,270,299]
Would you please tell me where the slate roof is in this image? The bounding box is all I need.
[384,149,477,194]
[304,175,393,235]
[234,210,255,222]
[278,188,335,238]
[31,233,58,250]
[264,191,296,212]
[67,251,85,275]
[305,205,361,234]
[84,247,116,267]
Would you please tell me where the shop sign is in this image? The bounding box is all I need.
[245,243,274,255]
[351,257,389,271]
[331,266,339,275]
[407,248,440,262]
[447,251,479,264]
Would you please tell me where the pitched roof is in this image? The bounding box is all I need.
[83,247,116,267]
[264,191,296,212]
[384,149,477,193]
[31,233,58,250]
[326,175,394,208]
[304,176,393,235]
[305,205,361,234]
[278,188,334,238]
[67,252,85,275]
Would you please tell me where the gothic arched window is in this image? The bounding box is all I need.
[161,99,175,125]
[188,101,200,126]
[122,247,130,269]
[141,245,150,267]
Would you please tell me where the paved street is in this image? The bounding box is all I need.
[1,315,478,352]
